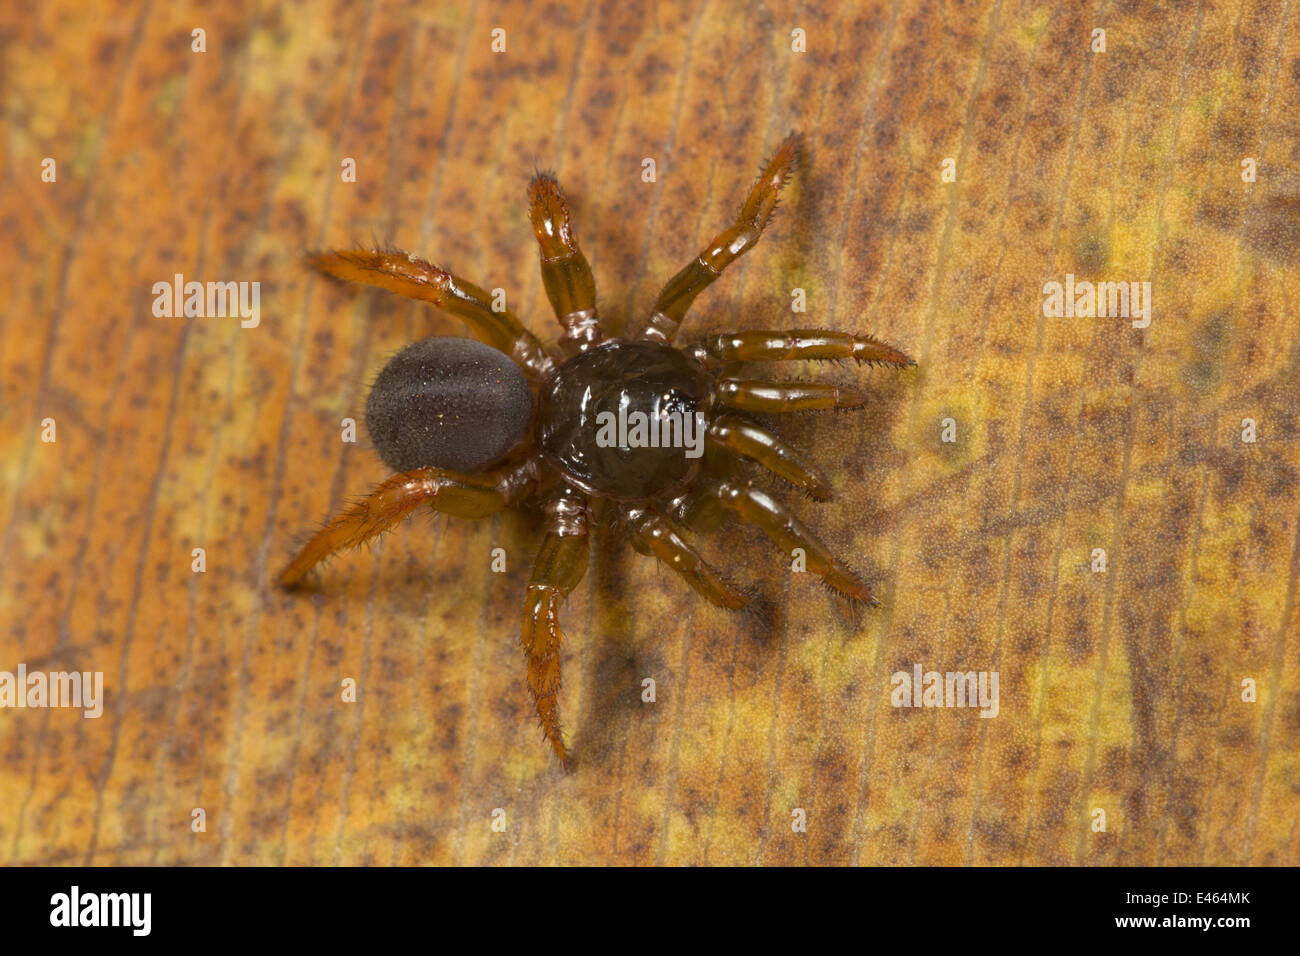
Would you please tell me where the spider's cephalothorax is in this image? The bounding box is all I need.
[279,133,915,770]
[537,340,714,498]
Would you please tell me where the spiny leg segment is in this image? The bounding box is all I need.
[705,414,833,501]
[528,173,602,354]
[707,329,913,414]
[625,507,750,610]
[704,479,876,606]
[717,379,868,413]
[307,249,555,380]
[277,460,537,588]
[642,132,802,344]
[701,329,915,368]
[701,331,911,598]
[521,488,590,770]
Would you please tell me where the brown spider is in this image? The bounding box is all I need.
[278,133,914,769]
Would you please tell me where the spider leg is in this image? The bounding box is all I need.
[642,132,802,344]
[527,173,602,354]
[706,413,833,501]
[701,329,914,368]
[716,378,868,413]
[625,506,750,610]
[705,479,877,606]
[521,488,590,770]
[306,249,555,381]
[277,459,537,588]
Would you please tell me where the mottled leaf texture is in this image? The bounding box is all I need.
[1,0,1298,866]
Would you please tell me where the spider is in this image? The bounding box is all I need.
[278,133,914,770]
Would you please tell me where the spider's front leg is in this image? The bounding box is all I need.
[521,487,590,770]
[704,329,913,413]
[704,479,877,607]
[625,507,750,610]
[705,413,833,501]
[642,132,802,344]
[701,329,915,369]
[715,379,869,413]
[306,249,554,381]
[277,460,536,588]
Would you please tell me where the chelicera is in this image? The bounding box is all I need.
[278,133,914,769]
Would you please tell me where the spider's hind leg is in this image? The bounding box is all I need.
[277,461,536,588]
[306,248,555,380]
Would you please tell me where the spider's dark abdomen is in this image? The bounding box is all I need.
[537,339,712,498]
[366,337,533,475]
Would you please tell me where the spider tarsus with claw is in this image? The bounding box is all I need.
[278,132,915,770]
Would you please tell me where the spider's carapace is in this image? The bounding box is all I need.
[537,339,713,499]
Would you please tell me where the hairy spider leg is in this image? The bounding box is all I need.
[705,414,833,501]
[307,249,555,380]
[277,461,535,588]
[701,329,915,368]
[706,479,877,606]
[716,378,868,413]
[625,507,751,609]
[527,173,602,354]
[642,132,803,344]
[521,489,590,770]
